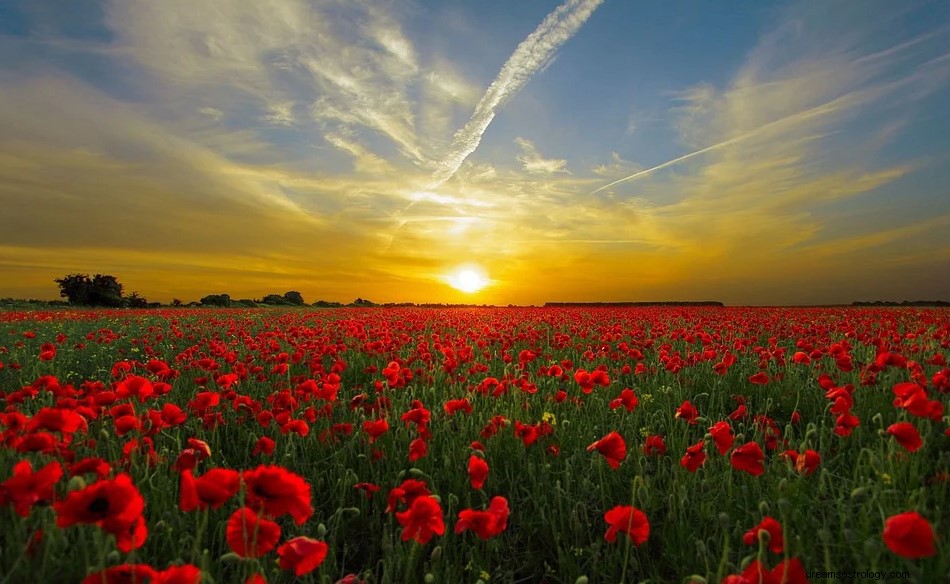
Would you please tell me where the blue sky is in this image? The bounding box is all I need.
[0,0,948,304]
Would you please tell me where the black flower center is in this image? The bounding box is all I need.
[88,496,110,515]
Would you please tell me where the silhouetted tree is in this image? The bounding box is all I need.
[283,291,305,305]
[200,294,232,307]
[125,292,148,308]
[54,273,124,307]
[261,294,291,305]
[55,274,92,305]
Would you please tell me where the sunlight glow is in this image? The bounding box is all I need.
[447,267,489,293]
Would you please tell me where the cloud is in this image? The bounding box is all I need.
[263,102,296,126]
[429,0,604,187]
[515,137,569,174]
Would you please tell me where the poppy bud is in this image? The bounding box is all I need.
[66,475,86,492]
[575,578,590,584]
[430,546,442,563]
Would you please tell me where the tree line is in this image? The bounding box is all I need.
[50,273,367,308]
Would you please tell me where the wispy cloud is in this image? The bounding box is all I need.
[429,0,604,187]
[515,137,569,174]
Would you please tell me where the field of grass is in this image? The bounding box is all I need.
[0,306,947,583]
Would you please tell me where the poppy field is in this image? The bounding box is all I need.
[0,306,948,584]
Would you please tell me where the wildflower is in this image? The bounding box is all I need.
[396,495,445,544]
[730,442,766,476]
[277,536,329,576]
[226,507,281,558]
[179,468,240,511]
[743,516,784,553]
[604,505,649,545]
[0,460,62,517]
[886,422,923,453]
[587,431,626,469]
[883,512,935,558]
[468,455,489,490]
[680,440,706,472]
[455,496,509,540]
[242,465,313,525]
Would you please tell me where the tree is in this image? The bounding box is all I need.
[283,291,305,305]
[91,274,124,307]
[54,274,92,305]
[125,292,148,308]
[261,294,291,305]
[200,294,232,307]
[54,273,124,307]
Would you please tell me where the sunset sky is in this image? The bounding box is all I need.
[1,0,948,305]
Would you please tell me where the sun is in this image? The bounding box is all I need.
[448,267,488,293]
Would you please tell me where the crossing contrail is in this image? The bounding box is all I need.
[429,0,605,188]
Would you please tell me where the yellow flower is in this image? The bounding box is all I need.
[542,412,557,425]
[479,571,491,581]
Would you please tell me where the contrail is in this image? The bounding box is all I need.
[429,0,604,188]
[589,139,740,195]
[590,89,859,195]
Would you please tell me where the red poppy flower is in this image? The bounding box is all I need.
[226,507,281,558]
[81,564,158,584]
[609,388,639,412]
[748,372,769,385]
[729,403,748,420]
[731,441,765,476]
[604,505,649,545]
[743,516,784,553]
[886,422,923,453]
[252,436,276,456]
[408,438,428,461]
[354,482,380,499]
[513,421,539,446]
[769,558,809,584]
[54,473,144,533]
[468,455,489,490]
[882,511,936,558]
[386,479,431,513]
[28,407,86,435]
[277,536,329,576]
[728,558,804,584]
[69,457,111,479]
[242,465,313,525]
[38,342,56,361]
[587,431,626,469]
[396,494,445,544]
[675,400,699,424]
[709,421,734,455]
[179,468,240,511]
[444,398,472,416]
[112,513,148,553]
[834,412,861,437]
[643,434,667,457]
[160,404,187,426]
[115,376,155,403]
[781,449,820,475]
[362,419,389,443]
[680,440,706,472]
[0,460,62,517]
[152,565,201,584]
[455,496,509,540]
[401,405,431,430]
